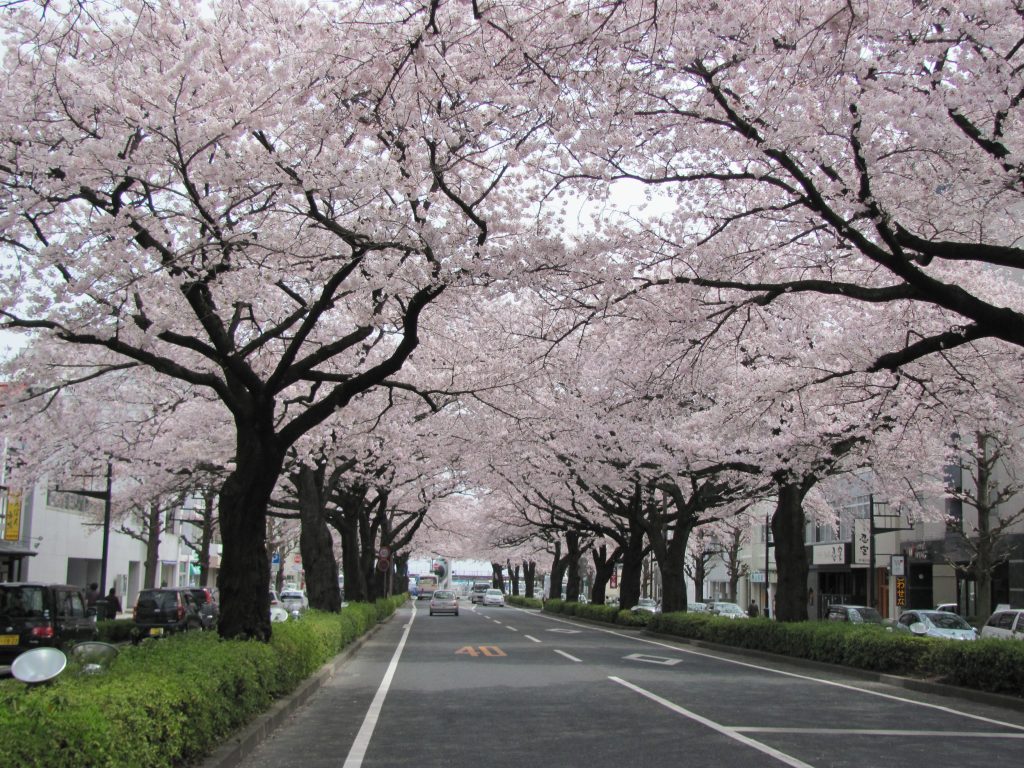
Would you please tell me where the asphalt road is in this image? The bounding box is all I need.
[239,603,1024,768]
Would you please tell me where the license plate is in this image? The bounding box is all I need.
[0,635,18,646]
[148,628,164,637]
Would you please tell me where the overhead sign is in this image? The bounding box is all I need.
[812,543,846,565]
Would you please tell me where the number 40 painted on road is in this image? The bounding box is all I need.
[455,646,506,657]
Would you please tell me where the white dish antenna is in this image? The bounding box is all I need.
[11,647,68,685]
[70,641,119,674]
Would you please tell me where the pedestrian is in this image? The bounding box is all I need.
[86,582,100,608]
[747,599,760,618]
[106,587,122,619]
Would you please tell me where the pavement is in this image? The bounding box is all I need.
[198,607,1024,768]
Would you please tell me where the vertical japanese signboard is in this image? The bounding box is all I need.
[3,489,21,541]
[853,518,871,566]
[894,576,907,607]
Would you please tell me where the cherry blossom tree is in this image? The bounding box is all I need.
[0,1,557,639]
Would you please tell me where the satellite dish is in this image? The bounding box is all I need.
[70,642,119,675]
[270,606,289,623]
[11,647,68,685]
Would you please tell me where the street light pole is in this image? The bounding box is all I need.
[764,512,771,616]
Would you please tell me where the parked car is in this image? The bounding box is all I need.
[131,587,203,643]
[934,603,959,614]
[187,587,219,629]
[710,602,749,619]
[980,608,1024,640]
[470,582,492,604]
[429,589,459,616]
[687,602,711,613]
[895,610,978,641]
[823,604,883,625]
[482,588,505,607]
[279,589,308,614]
[0,582,99,664]
[631,598,661,614]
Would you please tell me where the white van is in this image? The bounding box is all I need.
[980,608,1024,640]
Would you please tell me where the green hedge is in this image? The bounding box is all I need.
[646,611,1024,697]
[542,599,653,627]
[505,595,543,609]
[0,596,406,767]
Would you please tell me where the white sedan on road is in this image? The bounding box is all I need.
[482,589,505,607]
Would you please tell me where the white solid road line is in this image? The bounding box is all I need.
[733,727,1024,739]
[342,604,417,768]
[533,610,1024,734]
[554,649,582,663]
[610,676,816,768]
[524,635,541,643]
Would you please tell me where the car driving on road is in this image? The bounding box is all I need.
[429,590,459,616]
[482,588,505,607]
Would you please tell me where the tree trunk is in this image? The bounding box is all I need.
[772,479,812,623]
[657,524,692,613]
[974,432,994,618]
[693,555,706,602]
[523,560,536,598]
[618,524,645,610]
[217,438,284,640]
[338,508,366,602]
[196,488,217,588]
[508,561,521,596]
[548,541,567,599]
[564,531,584,602]
[296,464,342,612]
[394,553,409,595]
[491,562,505,592]
[590,544,619,605]
[142,503,162,589]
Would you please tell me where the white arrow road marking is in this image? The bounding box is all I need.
[624,653,682,666]
[547,628,581,634]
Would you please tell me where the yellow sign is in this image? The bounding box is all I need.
[3,490,22,541]
[895,576,906,607]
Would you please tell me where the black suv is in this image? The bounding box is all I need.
[0,582,99,664]
[131,587,203,643]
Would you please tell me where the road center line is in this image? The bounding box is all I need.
[505,625,518,632]
[610,676,814,768]
[554,649,582,663]
[524,635,541,643]
[342,604,416,768]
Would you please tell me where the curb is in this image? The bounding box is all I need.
[199,613,395,768]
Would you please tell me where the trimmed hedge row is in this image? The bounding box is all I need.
[540,603,1024,698]
[505,595,543,609]
[0,596,406,767]
[542,598,652,627]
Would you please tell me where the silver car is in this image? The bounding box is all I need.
[897,610,977,640]
[279,589,308,614]
[429,589,459,616]
[482,589,504,607]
